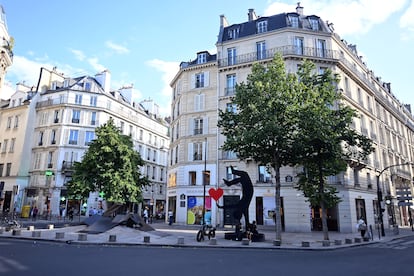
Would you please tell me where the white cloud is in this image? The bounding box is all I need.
[265,0,407,36]
[400,0,414,40]
[105,41,130,54]
[70,49,86,61]
[87,57,106,73]
[146,59,180,116]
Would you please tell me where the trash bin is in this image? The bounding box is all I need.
[21,205,31,218]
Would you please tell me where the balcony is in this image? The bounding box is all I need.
[62,161,74,176]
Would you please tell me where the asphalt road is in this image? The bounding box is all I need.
[1,236,413,276]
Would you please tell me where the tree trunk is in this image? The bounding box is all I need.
[273,164,282,242]
[319,164,329,241]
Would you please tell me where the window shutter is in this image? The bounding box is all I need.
[200,94,205,110]
[203,116,208,135]
[204,72,209,87]
[189,118,194,135]
[203,140,208,161]
[188,143,193,161]
[191,74,195,89]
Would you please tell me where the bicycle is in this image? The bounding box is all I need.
[196,224,216,242]
[1,213,21,231]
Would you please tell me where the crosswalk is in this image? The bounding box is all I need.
[368,239,414,250]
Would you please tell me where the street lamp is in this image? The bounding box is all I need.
[376,161,412,237]
[202,137,207,225]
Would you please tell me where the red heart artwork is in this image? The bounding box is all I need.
[208,188,224,201]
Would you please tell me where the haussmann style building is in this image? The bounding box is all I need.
[167,4,414,234]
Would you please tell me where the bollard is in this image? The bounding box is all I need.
[241,238,250,245]
[109,235,117,242]
[78,233,87,241]
[27,225,35,231]
[177,236,185,245]
[47,224,54,230]
[209,238,217,245]
[354,237,362,243]
[345,238,353,244]
[55,232,65,239]
[143,236,150,243]
[334,240,342,245]
[12,229,21,236]
[273,240,281,246]
[32,231,41,238]
[322,240,330,247]
[301,241,310,247]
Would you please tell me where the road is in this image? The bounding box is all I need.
[1,236,413,276]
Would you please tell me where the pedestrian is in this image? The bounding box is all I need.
[143,206,149,224]
[357,217,367,238]
[68,207,74,221]
[32,206,38,221]
[168,210,174,225]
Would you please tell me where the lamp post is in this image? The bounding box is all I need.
[376,161,412,237]
[202,138,207,225]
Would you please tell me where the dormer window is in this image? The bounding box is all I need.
[257,20,268,33]
[84,82,91,91]
[63,79,70,88]
[197,53,207,64]
[228,27,239,39]
[288,15,299,28]
[51,81,58,90]
[309,18,319,31]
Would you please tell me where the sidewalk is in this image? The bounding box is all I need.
[1,218,413,250]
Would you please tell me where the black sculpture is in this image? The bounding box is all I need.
[217,166,265,242]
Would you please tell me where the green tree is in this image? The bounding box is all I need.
[294,60,374,240]
[218,54,301,243]
[68,118,148,210]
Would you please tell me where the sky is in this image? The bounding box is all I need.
[1,0,413,116]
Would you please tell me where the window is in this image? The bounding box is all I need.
[256,41,266,60]
[160,168,164,181]
[257,20,267,33]
[194,94,205,111]
[195,73,205,88]
[147,148,151,160]
[197,53,207,64]
[91,111,97,125]
[13,116,19,128]
[309,18,319,31]
[289,15,299,28]
[5,163,11,176]
[2,140,8,152]
[193,142,203,161]
[69,130,79,145]
[139,129,143,140]
[228,27,239,39]
[6,117,11,129]
[72,110,80,123]
[85,131,95,145]
[152,166,156,179]
[226,166,237,180]
[189,171,197,185]
[51,130,56,144]
[38,132,43,146]
[75,94,82,105]
[227,48,236,65]
[9,138,15,153]
[0,163,3,177]
[194,118,203,135]
[226,74,236,96]
[258,165,271,183]
[294,37,304,55]
[203,170,210,185]
[90,96,97,106]
[316,39,326,58]
[47,152,53,168]
[54,110,59,123]
[84,82,91,91]
[226,103,237,113]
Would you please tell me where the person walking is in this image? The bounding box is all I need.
[143,207,149,224]
[168,210,174,225]
[357,217,367,238]
[32,206,38,221]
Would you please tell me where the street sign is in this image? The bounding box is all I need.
[45,170,53,176]
[398,202,413,206]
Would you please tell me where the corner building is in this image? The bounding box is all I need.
[169,5,414,233]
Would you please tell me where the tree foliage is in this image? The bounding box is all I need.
[218,54,301,242]
[67,118,148,205]
[293,60,374,240]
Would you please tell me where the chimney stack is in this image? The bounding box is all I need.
[220,14,229,28]
[296,2,304,15]
[248,9,257,21]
